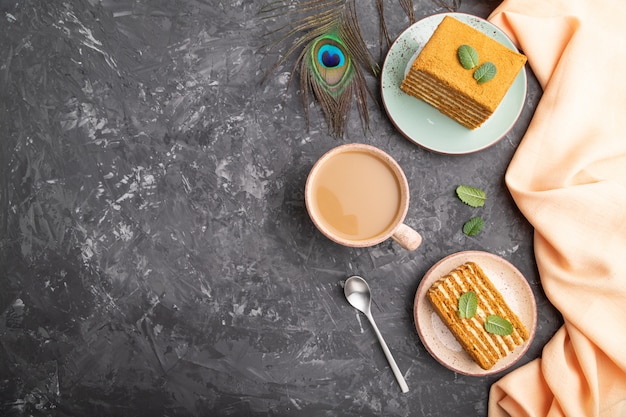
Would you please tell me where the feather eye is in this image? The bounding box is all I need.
[312,35,351,91]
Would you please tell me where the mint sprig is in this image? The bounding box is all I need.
[456,45,497,83]
[458,45,479,70]
[456,185,486,207]
[484,315,514,336]
[458,291,478,319]
[463,216,485,236]
[474,62,497,84]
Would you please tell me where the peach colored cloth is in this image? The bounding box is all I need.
[487,1,626,416]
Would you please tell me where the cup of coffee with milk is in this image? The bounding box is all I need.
[305,143,422,251]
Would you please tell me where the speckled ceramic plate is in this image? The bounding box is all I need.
[381,13,527,154]
[413,251,537,376]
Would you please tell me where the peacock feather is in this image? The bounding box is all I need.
[261,0,415,138]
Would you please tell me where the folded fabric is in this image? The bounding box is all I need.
[487,1,626,416]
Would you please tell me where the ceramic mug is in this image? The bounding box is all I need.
[305,143,422,251]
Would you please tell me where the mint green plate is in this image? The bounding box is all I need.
[381,13,527,155]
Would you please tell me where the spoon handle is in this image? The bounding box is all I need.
[366,312,409,393]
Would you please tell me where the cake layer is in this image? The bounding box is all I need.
[402,70,491,129]
[426,261,529,370]
[402,77,489,128]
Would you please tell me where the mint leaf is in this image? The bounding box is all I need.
[458,291,478,319]
[474,62,497,84]
[456,185,486,207]
[484,315,514,336]
[463,216,485,236]
[458,45,479,70]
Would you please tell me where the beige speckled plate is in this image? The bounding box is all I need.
[413,251,537,376]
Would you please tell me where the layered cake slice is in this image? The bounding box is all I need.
[400,16,527,129]
[426,261,529,370]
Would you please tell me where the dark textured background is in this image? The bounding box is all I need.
[0,0,561,416]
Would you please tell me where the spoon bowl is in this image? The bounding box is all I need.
[344,276,372,314]
[344,276,409,393]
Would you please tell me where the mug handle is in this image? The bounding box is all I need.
[392,223,422,251]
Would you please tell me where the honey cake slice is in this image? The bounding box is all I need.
[426,261,529,370]
[400,16,527,129]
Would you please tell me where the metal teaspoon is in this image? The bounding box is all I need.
[343,275,409,393]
